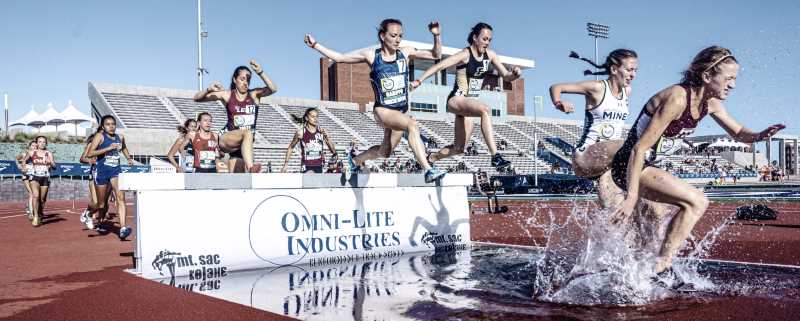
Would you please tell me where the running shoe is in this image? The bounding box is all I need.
[119,226,132,240]
[491,153,511,171]
[424,166,447,183]
[31,215,40,227]
[26,205,33,221]
[85,218,95,230]
[79,209,89,223]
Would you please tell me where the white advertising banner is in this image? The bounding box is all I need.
[139,186,470,279]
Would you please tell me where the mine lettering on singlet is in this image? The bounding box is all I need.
[379,74,407,106]
[198,151,216,169]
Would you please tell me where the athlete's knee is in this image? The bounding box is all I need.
[479,104,491,116]
[685,190,709,218]
[406,119,419,134]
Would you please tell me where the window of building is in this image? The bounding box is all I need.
[491,109,501,117]
[410,102,438,113]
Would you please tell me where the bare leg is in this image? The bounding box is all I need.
[356,107,432,170]
[30,181,41,225]
[220,129,257,171]
[637,167,710,273]
[429,115,474,163]
[110,178,126,227]
[572,140,624,178]
[354,128,403,166]
[447,96,497,155]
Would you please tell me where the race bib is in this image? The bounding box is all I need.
[105,155,120,167]
[198,151,216,169]
[655,137,683,156]
[468,78,484,92]
[25,165,34,175]
[33,165,49,177]
[233,114,255,128]
[379,74,407,105]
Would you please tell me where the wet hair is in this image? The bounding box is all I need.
[291,107,318,124]
[229,66,252,90]
[97,115,117,133]
[467,22,493,45]
[377,18,403,45]
[681,46,738,87]
[570,49,638,76]
[177,118,197,135]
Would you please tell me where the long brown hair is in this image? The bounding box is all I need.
[681,46,737,87]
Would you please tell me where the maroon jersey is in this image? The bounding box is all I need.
[225,90,258,131]
[300,127,325,167]
[193,132,218,169]
[30,150,51,177]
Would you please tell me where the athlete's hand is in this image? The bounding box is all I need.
[555,100,575,114]
[319,127,328,136]
[428,21,441,36]
[250,60,262,74]
[511,66,522,78]
[757,124,786,141]
[176,167,185,173]
[304,34,317,49]
[409,80,422,91]
[109,143,121,151]
[208,82,224,93]
[611,198,636,225]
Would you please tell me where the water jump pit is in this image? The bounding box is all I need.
[120,173,800,320]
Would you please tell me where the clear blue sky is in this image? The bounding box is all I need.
[1,0,798,137]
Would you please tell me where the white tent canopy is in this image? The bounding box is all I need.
[40,102,65,126]
[59,100,94,136]
[10,107,45,128]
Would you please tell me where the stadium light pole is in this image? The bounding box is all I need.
[197,0,208,91]
[533,95,543,187]
[3,93,7,134]
[587,22,609,81]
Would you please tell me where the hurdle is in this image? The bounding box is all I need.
[119,173,473,279]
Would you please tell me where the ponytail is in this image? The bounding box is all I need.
[570,49,637,76]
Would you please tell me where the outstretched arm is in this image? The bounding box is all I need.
[121,135,135,164]
[548,80,603,114]
[410,50,467,89]
[405,21,442,60]
[708,100,785,143]
[305,34,371,64]
[249,60,278,98]
[194,82,228,102]
[320,128,337,158]
[488,50,522,82]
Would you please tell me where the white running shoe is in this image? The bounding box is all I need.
[79,209,89,223]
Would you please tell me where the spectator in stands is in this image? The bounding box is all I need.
[549,49,640,208]
[85,115,136,240]
[305,19,446,183]
[21,136,55,227]
[609,46,785,274]
[410,22,517,172]
[266,161,272,173]
[282,108,337,173]
[167,119,197,173]
[194,60,277,173]
[15,141,37,222]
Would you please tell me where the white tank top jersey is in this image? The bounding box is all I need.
[576,79,630,151]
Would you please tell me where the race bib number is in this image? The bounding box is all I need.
[304,141,323,160]
[379,74,407,105]
[198,151,216,169]
[105,155,120,167]
[33,165,49,177]
[655,137,683,156]
[234,114,255,128]
[25,165,34,175]
[468,78,484,92]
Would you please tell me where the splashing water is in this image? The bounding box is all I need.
[530,199,737,306]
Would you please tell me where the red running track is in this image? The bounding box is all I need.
[1,198,799,321]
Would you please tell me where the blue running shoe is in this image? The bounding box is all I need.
[424,166,447,183]
[491,153,511,170]
[119,226,132,240]
[347,151,361,174]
